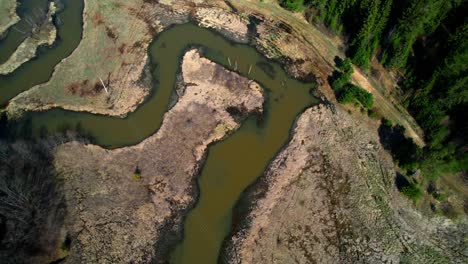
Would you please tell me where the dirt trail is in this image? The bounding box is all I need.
[352,68,425,146]
[227,0,425,146]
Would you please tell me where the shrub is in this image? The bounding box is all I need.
[339,58,354,73]
[401,184,423,202]
[337,84,374,109]
[382,118,393,127]
[330,58,354,91]
[331,74,349,91]
[133,167,142,180]
[337,87,355,104]
[279,0,304,11]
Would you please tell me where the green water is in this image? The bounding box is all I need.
[1,2,318,263]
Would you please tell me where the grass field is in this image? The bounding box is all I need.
[9,0,158,116]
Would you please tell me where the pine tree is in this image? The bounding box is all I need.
[350,0,393,68]
[382,0,453,69]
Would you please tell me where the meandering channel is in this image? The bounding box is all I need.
[0,0,53,64]
[0,0,83,104]
[0,1,318,263]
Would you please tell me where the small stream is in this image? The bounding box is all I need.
[0,2,318,263]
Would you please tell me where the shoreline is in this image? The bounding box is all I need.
[52,49,264,263]
[0,0,20,39]
[219,103,466,263]
[6,0,317,119]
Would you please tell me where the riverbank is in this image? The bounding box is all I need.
[0,0,19,38]
[0,1,57,75]
[49,49,263,263]
[225,0,425,146]
[5,0,424,148]
[6,0,158,116]
[221,103,466,263]
[6,0,251,117]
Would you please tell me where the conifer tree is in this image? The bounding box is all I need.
[382,0,452,68]
[350,0,392,68]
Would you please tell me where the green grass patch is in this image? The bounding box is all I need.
[278,0,304,11]
[400,184,423,202]
[382,118,393,127]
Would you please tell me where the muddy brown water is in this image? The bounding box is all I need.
[0,2,319,263]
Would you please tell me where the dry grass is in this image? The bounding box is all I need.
[0,0,19,37]
[9,0,159,116]
[226,104,464,263]
[227,0,425,146]
[51,50,263,262]
[0,2,57,75]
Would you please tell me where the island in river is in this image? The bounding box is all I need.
[0,1,466,264]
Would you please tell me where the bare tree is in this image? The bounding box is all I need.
[0,139,65,263]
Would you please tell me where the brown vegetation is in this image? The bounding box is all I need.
[91,11,104,26]
[65,79,104,97]
[223,104,466,263]
[50,50,263,263]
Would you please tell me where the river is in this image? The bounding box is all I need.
[0,1,318,263]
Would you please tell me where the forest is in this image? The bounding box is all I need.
[279,0,467,188]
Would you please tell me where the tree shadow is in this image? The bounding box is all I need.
[328,56,344,92]
[0,138,69,263]
[395,172,411,191]
[378,120,420,170]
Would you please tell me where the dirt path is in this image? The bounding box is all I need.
[228,0,425,146]
[352,68,425,146]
